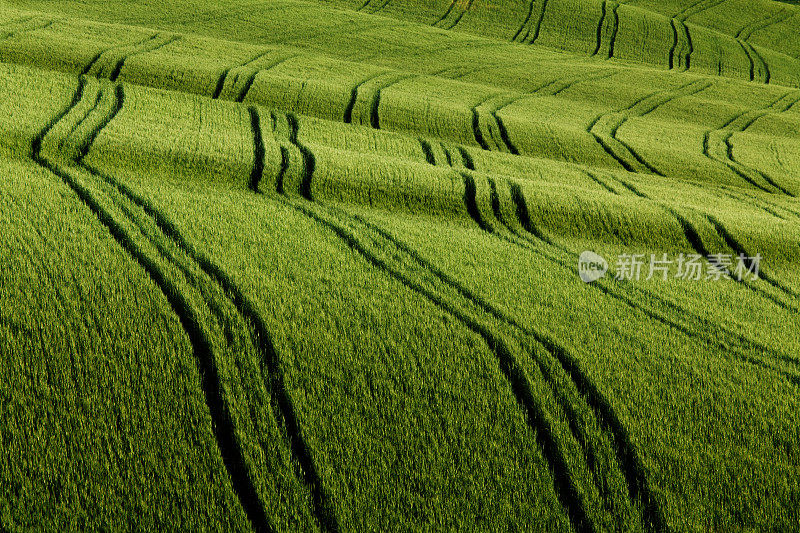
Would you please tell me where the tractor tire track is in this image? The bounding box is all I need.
[522,0,549,44]
[669,19,693,71]
[472,94,526,154]
[31,77,272,533]
[235,54,301,103]
[669,0,728,71]
[588,79,711,176]
[719,188,787,220]
[512,0,536,42]
[736,8,792,41]
[444,0,475,30]
[276,191,596,532]
[674,0,728,21]
[369,75,414,129]
[369,0,394,15]
[212,51,269,100]
[267,120,624,532]
[705,214,800,302]
[737,40,769,83]
[503,177,800,380]
[398,153,654,530]
[612,80,711,175]
[343,71,385,123]
[85,33,180,82]
[592,1,608,57]
[607,175,800,314]
[703,91,800,195]
[607,2,620,59]
[100,94,337,531]
[433,0,458,28]
[35,78,339,532]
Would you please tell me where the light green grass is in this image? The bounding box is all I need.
[0,1,799,531]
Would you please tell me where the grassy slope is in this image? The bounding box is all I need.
[0,0,798,531]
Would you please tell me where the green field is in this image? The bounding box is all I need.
[0,0,798,530]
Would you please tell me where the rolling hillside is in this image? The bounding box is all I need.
[0,0,798,531]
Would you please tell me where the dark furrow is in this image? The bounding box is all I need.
[80,49,108,77]
[279,197,592,533]
[511,179,800,370]
[276,145,290,195]
[370,0,394,14]
[493,113,519,155]
[354,199,634,528]
[624,183,799,312]
[494,183,666,530]
[720,189,785,220]
[419,138,436,165]
[734,39,769,84]
[343,72,384,123]
[369,76,411,130]
[31,78,271,533]
[683,22,693,70]
[729,186,800,220]
[723,133,793,196]
[461,171,492,232]
[524,0,550,44]
[609,81,712,177]
[550,72,617,97]
[746,41,770,84]
[433,0,458,27]
[109,35,179,82]
[57,84,103,156]
[683,211,798,311]
[446,0,475,30]
[285,113,316,200]
[705,91,798,195]
[738,40,757,82]
[94,90,337,530]
[471,97,493,150]
[737,8,791,40]
[707,135,772,192]
[610,126,662,175]
[587,116,637,173]
[613,176,647,198]
[81,34,159,77]
[213,52,267,100]
[212,67,230,99]
[356,0,372,11]
[249,107,265,192]
[458,146,475,170]
[96,160,340,530]
[607,2,620,59]
[487,177,503,223]
[236,54,299,103]
[441,143,454,167]
[706,214,800,301]
[673,0,707,20]
[668,19,678,69]
[678,0,728,21]
[512,0,536,42]
[585,172,619,194]
[593,1,608,57]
